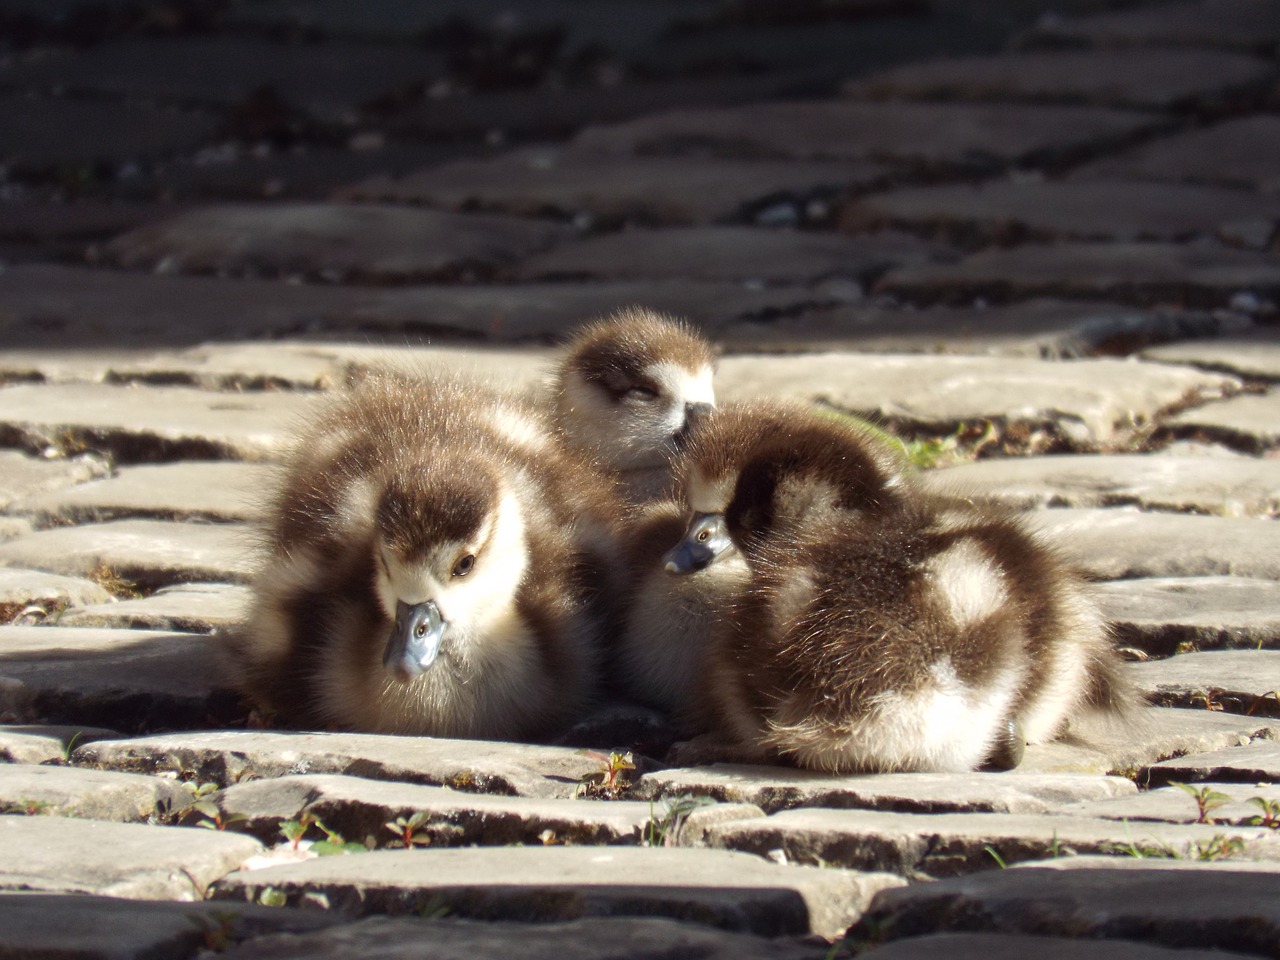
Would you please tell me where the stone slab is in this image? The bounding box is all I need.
[571,101,1159,168]
[1026,508,1280,580]
[634,767,1135,815]
[719,299,1219,358]
[0,567,112,620]
[0,815,262,900]
[921,453,1280,517]
[0,762,193,821]
[59,582,253,633]
[212,773,682,847]
[13,461,275,525]
[1143,330,1280,381]
[509,227,945,284]
[857,932,1258,960]
[0,450,108,510]
[345,147,887,225]
[1161,390,1280,453]
[844,48,1276,109]
[1146,739,1280,787]
[0,892,339,960]
[1021,0,1280,54]
[211,845,901,939]
[0,381,318,463]
[0,626,233,730]
[1131,651,1280,717]
[1018,706,1280,777]
[0,264,806,348]
[74,730,639,800]
[875,242,1280,310]
[862,857,1280,957]
[1073,116,1280,195]
[843,180,1280,245]
[1059,782,1280,826]
[0,518,257,588]
[1094,577,1280,657]
[716,354,1236,447]
[700,808,1280,877]
[103,204,574,284]
[217,913,819,960]
[0,725,118,764]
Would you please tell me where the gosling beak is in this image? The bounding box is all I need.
[663,512,735,575]
[384,599,446,681]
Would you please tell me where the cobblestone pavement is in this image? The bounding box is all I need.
[1,1,1279,957]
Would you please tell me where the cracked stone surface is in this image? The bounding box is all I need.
[1160,390,1280,453]
[1094,577,1280,657]
[1131,650,1280,716]
[0,762,194,820]
[1146,739,1280,786]
[0,450,109,510]
[1142,330,1280,381]
[58,581,253,632]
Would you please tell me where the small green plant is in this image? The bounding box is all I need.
[60,731,84,763]
[1191,835,1246,861]
[983,845,1008,869]
[279,813,367,855]
[1248,797,1280,829]
[575,750,636,798]
[189,783,247,832]
[385,810,436,848]
[1173,782,1232,824]
[417,893,452,920]
[642,794,716,847]
[0,798,50,815]
[257,887,287,908]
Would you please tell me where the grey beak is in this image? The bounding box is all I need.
[663,512,736,575]
[383,600,446,681]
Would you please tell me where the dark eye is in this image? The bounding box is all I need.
[624,385,659,402]
[452,554,475,577]
[696,528,711,543]
[414,622,427,638]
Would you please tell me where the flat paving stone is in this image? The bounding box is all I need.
[634,767,1135,815]
[1146,738,1280,787]
[211,845,901,939]
[921,453,1280,517]
[74,730,638,800]
[0,264,808,348]
[217,913,822,960]
[0,626,233,730]
[345,147,887,225]
[857,932,1258,960]
[0,892,339,960]
[1095,577,1280,657]
[0,518,256,588]
[1021,0,1280,54]
[12,461,274,525]
[0,762,193,820]
[716,354,1236,447]
[570,101,1160,169]
[843,47,1276,109]
[699,807,1280,877]
[1160,390,1280,453]
[1132,650,1280,717]
[0,725,118,764]
[1142,330,1280,381]
[103,204,574,284]
[719,299,1218,358]
[0,567,112,619]
[861,857,1280,957]
[212,773,692,847]
[1026,508,1280,580]
[508,226,946,284]
[842,180,1280,245]
[0,450,108,510]
[0,815,262,900]
[1059,782,1280,826]
[59,582,253,633]
[0,381,319,462]
[1073,115,1280,195]
[875,241,1280,309]
[1018,706,1280,777]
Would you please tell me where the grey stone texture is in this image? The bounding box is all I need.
[857,932,1260,960]
[1160,390,1280,453]
[0,762,193,820]
[1094,577,1280,657]
[1019,0,1280,54]
[1059,781,1280,826]
[0,450,109,510]
[0,725,118,764]
[1143,330,1280,381]
[58,582,253,632]
[1146,739,1280,786]
[103,204,574,284]
[211,845,902,938]
[0,815,262,899]
[1131,650,1280,716]
[0,567,113,619]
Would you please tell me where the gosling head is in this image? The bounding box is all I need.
[371,457,526,682]
[552,307,717,478]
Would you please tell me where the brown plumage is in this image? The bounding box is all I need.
[227,373,619,741]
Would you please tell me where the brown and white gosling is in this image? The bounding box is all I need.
[228,373,619,741]
[549,307,717,505]
[665,405,1130,773]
